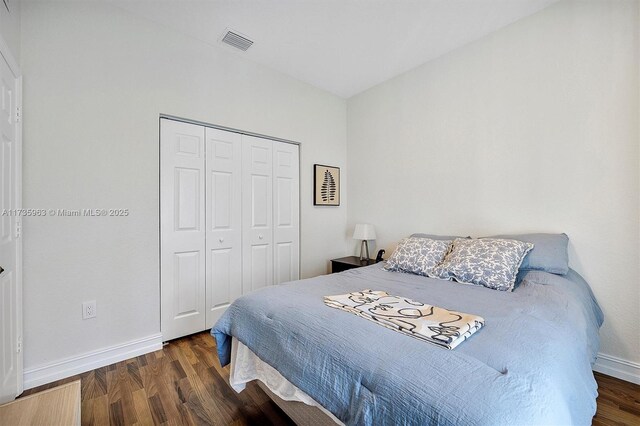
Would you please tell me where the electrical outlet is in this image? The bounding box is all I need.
[82,300,97,319]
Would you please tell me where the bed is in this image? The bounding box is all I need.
[212,248,603,425]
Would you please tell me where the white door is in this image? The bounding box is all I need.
[204,128,242,328]
[160,119,206,341]
[0,53,22,403]
[273,142,299,284]
[242,136,273,293]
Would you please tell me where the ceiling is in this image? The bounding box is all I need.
[109,0,558,98]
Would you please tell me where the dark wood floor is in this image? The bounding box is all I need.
[21,331,640,425]
[21,332,295,425]
[593,371,640,426]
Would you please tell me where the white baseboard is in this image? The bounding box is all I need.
[594,352,640,385]
[23,333,163,390]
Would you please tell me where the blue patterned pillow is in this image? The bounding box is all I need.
[383,237,452,276]
[435,238,534,291]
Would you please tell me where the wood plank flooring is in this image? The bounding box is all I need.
[21,331,640,425]
[593,372,640,425]
[20,332,295,426]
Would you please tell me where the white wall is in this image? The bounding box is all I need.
[20,0,639,382]
[348,0,639,364]
[0,0,20,63]
[21,1,347,371]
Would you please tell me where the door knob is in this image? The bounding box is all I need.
[219,237,224,243]
[258,234,263,240]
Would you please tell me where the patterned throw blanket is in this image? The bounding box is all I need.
[324,290,484,349]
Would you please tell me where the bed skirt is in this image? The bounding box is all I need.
[229,337,342,425]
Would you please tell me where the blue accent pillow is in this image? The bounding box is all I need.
[487,233,569,275]
[411,233,468,240]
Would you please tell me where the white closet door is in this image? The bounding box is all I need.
[242,135,273,293]
[273,143,299,284]
[205,128,242,328]
[160,119,206,341]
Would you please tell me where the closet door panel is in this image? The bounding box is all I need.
[250,245,270,287]
[242,136,273,293]
[175,168,201,230]
[174,251,201,316]
[273,143,299,284]
[275,242,293,284]
[161,119,206,341]
[205,128,242,327]
[251,176,269,227]
[208,248,231,307]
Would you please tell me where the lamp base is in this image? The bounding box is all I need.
[359,240,370,261]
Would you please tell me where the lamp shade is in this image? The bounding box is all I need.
[353,224,376,240]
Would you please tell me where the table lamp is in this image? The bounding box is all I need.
[353,224,376,261]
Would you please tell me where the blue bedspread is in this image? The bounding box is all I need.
[212,265,603,425]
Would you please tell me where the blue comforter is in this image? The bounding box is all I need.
[212,265,603,425]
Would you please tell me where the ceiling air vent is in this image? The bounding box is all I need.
[221,30,254,51]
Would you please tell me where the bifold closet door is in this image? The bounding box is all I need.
[205,128,242,328]
[273,142,299,284]
[242,135,273,293]
[160,119,206,341]
[161,119,300,340]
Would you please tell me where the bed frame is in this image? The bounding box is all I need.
[256,381,340,426]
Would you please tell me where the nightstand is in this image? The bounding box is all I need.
[331,256,379,273]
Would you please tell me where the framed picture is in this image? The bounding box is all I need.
[314,164,340,206]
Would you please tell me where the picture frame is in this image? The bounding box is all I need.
[314,164,340,206]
